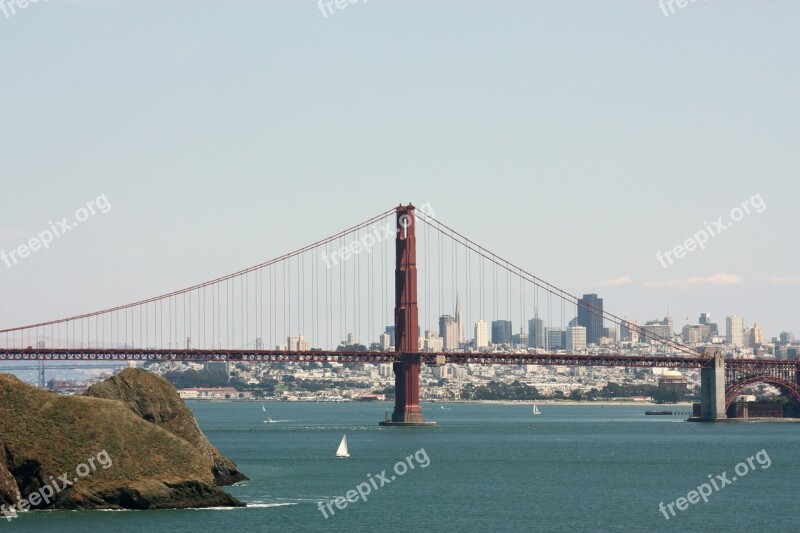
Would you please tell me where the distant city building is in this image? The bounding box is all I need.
[474,320,489,349]
[528,312,544,348]
[385,326,395,347]
[566,326,587,351]
[642,316,673,342]
[726,315,744,347]
[545,327,565,350]
[697,314,720,337]
[455,294,465,345]
[779,331,795,345]
[682,324,712,344]
[601,327,617,343]
[642,324,671,342]
[751,324,764,346]
[512,330,529,347]
[288,335,310,351]
[439,315,459,350]
[577,294,604,345]
[177,387,239,400]
[420,330,444,352]
[620,320,639,343]
[491,320,513,345]
[379,332,392,351]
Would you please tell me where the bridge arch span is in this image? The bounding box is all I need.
[725,376,800,410]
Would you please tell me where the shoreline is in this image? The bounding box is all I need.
[185,398,694,407]
[438,400,694,407]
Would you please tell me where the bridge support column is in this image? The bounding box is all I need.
[699,350,727,421]
[380,204,435,427]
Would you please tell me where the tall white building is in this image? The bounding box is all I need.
[287,335,310,351]
[379,332,392,351]
[726,315,744,347]
[474,320,489,349]
[566,326,587,351]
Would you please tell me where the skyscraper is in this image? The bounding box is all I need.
[545,327,565,350]
[439,315,459,351]
[379,332,391,351]
[384,326,395,347]
[726,315,744,347]
[491,320,512,345]
[566,326,587,351]
[455,293,465,345]
[751,324,764,345]
[577,294,603,345]
[528,312,544,348]
[474,320,489,349]
[287,335,310,351]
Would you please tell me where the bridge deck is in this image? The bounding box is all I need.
[0,349,796,371]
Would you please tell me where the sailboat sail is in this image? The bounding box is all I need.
[532,405,541,415]
[336,435,349,458]
[261,402,267,412]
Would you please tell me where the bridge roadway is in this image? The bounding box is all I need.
[0,348,796,373]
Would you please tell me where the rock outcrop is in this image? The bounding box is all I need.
[0,371,246,511]
[84,369,247,485]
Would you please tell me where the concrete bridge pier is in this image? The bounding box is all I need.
[699,350,727,421]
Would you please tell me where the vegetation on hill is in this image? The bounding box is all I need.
[0,370,246,511]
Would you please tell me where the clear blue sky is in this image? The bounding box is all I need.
[1,1,798,339]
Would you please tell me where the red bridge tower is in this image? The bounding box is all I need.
[380,204,435,426]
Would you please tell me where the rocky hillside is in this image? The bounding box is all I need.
[84,369,247,485]
[0,371,246,511]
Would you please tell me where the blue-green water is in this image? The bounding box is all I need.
[7,403,799,532]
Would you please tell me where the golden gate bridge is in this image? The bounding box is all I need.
[1,204,798,423]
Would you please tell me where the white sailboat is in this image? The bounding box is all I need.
[261,402,267,412]
[335,435,349,458]
[532,404,541,415]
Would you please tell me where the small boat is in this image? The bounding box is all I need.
[261,402,267,412]
[532,405,541,415]
[336,435,349,458]
[264,417,276,423]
